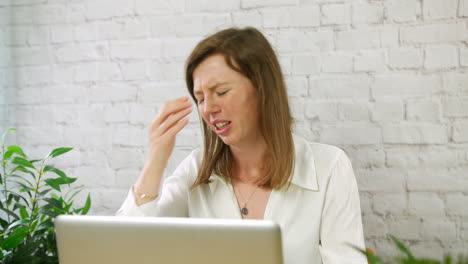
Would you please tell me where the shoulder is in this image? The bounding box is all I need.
[293,134,346,171]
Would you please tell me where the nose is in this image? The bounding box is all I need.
[202,97,219,115]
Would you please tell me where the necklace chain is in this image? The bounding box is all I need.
[235,185,259,216]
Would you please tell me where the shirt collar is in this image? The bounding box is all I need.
[208,134,319,192]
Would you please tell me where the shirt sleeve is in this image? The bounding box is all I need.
[319,151,367,264]
[115,151,198,217]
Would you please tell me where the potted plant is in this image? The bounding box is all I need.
[0,128,91,264]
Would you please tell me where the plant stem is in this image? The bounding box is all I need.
[2,143,10,223]
[26,160,46,243]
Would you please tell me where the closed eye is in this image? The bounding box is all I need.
[217,90,229,96]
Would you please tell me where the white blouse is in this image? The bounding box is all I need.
[117,135,367,264]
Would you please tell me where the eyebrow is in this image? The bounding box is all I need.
[194,82,229,96]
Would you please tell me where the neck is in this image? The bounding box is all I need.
[229,136,268,184]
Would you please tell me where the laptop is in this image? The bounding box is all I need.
[55,215,283,264]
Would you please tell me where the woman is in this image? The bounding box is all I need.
[117,27,367,263]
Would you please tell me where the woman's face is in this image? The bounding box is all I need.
[193,54,262,148]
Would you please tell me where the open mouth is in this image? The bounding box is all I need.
[215,121,231,130]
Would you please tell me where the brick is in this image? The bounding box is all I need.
[421,218,457,242]
[75,22,98,42]
[10,6,34,25]
[276,30,334,53]
[108,147,143,169]
[292,54,320,75]
[290,5,319,27]
[401,22,466,44]
[84,0,134,20]
[75,62,98,83]
[408,193,444,216]
[460,0,468,17]
[384,0,421,22]
[446,193,468,216]
[115,168,140,188]
[17,66,51,87]
[354,51,386,72]
[379,25,399,48]
[34,4,68,24]
[419,147,466,168]
[111,124,147,147]
[387,218,424,240]
[352,3,383,25]
[151,15,203,38]
[442,97,468,117]
[104,104,131,123]
[12,47,50,66]
[309,75,370,99]
[54,43,106,63]
[320,125,381,145]
[97,62,123,82]
[64,127,111,148]
[388,48,422,69]
[129,104,158,125]
[338,102,369,121]
[361,214,387,239]
[51,24,74,44]
[321,52,353,73]
[461,49,468,67]
[424,45,458,70]
[382,123,447,144]
[52,105,80,125]
[410,241,445,259]
[161,38,200,60]
[98,18,150,40]
[453,122,468,142]
[321,4,351,25]
[135,0,184,16]
[188,0,239,12]
[15,126,62,146]
[443,72,468,94]
[72,166,114,187]
[373,193,407,216]
[423,0,458,20]
[68,3,86,24]
[139,82,187,103]
[461,222,468,241]
[407,168,468,191]
[371,101,404,121]
[232,11,262,27]
[149,61,184,81]
[356,168,406,192]
[346,147,385,168]
[305,102,337,121]
[406,99,440,121]
[261,8,290,28]
[241,0,296,9]
[386,148,419,168]
[89,83,137,103]
[285,77,308,97]
[42,85,87,104]
[202,14,232,33]
[120,61,148,81]
[110,40,161,60]
[336,29,380,50]
[373,74,440,99]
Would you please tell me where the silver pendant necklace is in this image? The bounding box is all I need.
[236,185,259,216]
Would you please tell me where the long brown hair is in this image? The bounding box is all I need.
[185,27,294,190]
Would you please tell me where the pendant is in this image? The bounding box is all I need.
[241,207,248,215]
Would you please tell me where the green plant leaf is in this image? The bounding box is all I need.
[11,157,36,169]
[2,225,29,250]
[4,145,27,160]
[0,206,20,221]
[19,207,29,218]
[81,193,91,215]
[1,128,16,146]
[7,218,31,230]
[43,165,66,178]
[47,147,73,159]
[12,166,36,180]
[43,198,63,211]
[389,234,414,260]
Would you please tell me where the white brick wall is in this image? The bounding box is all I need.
[2,0,468,259]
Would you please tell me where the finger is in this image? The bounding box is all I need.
[164,117,190,138]
[154,99,192,126]
[159,107,192,135]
